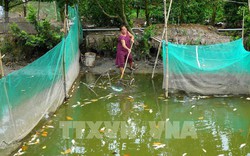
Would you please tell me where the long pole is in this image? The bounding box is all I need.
[62,3,68,100]
[242,9,245,40]
[164,0,173,98]
[0,50,4,78]
[120,43,134,79]
[151,28,165,79]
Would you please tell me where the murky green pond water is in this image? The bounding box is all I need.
[15,73,250,156]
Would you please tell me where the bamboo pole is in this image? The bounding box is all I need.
[0,50,4,78]
[242,9,245,40]
[164,0,173,98]
[62,3,68,100]
[120,43,134,79]
[151,28,165,79]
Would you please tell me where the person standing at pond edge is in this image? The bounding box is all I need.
[115,25,135,74]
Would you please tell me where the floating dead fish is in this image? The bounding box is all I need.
[153,143,166,149]
[158,97,165,100]
[100,127,106,133]
[111,86,123,92]
[239,143,246,149]
[42,146,46,149]
[202,148,207,153]
[99,96,105,100]
[90,99,98,102]
[191,105,196,108]
[233,108,237,111]
[149,109,153,113]
[198,117,204,120]
[72,104,78,108]
[189,112,192,115]
[182,153,187,156]
[77,101,81,104]
[246,97,250,100]
[46,125,54,129]
[84,102,92,105]
[71,139,76,145]
[29,134,38,143]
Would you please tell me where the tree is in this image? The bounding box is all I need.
[93,0,133,32]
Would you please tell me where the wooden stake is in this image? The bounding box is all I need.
[62,3,68,100]
[151,28,165,79]
[242,9,245,40]
[0,50,4,78]
[164,0,173,98]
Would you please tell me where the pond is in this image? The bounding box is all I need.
[14,72,250,156]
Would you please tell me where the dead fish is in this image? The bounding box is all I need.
[149,109,153,113]
[202,148,207,153]
[153,143,166,149]
[72,105,78,108]
[239,143,246,149]
[90,99,98,102]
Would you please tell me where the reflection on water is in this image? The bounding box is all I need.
[14,73,250,156]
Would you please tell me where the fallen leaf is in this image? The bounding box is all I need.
[66,116,73,120]
[21,145,28,151]
[61,148,71,155]
[153,142,162,146]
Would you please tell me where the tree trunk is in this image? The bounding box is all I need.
[23,0,27,17]
[145,0,150,26]
[136,7,139,18]
[121,0,132,33]
[37,0,40,20]
[249,0,250,12]
[4,0,9,23]
[211,5,217,26]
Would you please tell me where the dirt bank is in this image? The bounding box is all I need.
[81,56,163,75]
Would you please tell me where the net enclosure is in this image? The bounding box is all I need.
[162,38,250,95]
[0,6,82,149]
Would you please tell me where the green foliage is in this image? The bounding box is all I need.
[136,25,156,59]
[1,5,63,61]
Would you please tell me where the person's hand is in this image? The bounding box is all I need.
[128,48,131,53]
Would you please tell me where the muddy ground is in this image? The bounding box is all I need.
[81,56,163,75]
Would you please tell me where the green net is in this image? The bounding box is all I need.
[0,6,82,148]
[162,38,250,95]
